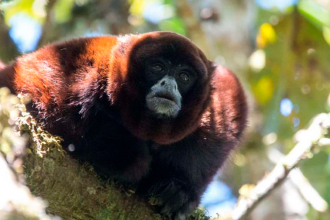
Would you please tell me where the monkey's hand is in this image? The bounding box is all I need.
[157,180,199,220]
[139,177,200,220]
[138,130,233,219]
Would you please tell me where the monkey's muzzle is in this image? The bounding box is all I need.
[146,91,181,118]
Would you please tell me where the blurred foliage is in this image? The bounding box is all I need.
[0,87,26,159]
[1,0,46,23]
[246,2,330,219]
[1,0,330,219]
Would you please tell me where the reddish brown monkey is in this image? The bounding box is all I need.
[0,32,247,219]
[0,61,5,70]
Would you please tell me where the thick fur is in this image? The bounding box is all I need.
[0,61,5,70]
[0,32,247,219]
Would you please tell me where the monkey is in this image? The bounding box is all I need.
[0,31,247,219]
[0,61,5,70]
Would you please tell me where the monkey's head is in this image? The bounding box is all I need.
[107,32,215,144]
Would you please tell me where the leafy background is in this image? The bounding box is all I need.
[0,0,330,219]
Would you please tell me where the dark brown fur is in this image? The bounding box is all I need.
[0,32,247,219]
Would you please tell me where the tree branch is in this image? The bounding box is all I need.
[225,113,330,220]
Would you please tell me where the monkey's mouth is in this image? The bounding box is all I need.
[146,92,181,118]
[154,93,177,104]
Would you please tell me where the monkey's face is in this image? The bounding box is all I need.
[112,31,214,144]
[144,58,197,118]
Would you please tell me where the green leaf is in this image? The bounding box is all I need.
[298,0,330,30]
[54,0,75,24]
[159,17,186,35]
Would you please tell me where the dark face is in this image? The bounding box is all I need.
[115,32,212,143]
[144,58,197,118]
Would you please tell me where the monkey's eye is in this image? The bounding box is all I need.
[179,72,190,83]
[150,63,165,73]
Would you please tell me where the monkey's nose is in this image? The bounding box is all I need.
[159,76,178,91]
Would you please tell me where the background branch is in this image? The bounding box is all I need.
[225,113,330,220]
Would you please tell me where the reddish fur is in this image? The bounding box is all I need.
[0,61,5,70]
[0,32,230,144]
[0,31,247,218]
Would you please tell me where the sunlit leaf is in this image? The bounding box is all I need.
[159,17,186,35]
[257,23,277,48]
[249,49,266,71]
[238,184,255,197]
[253,76,274,105]
[129,0,149,16]
[1,0,39,24]
[298,0,330,30]
[323,26,330,46]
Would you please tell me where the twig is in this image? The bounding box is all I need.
[229,113,330,220]
[268,148,328,213]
